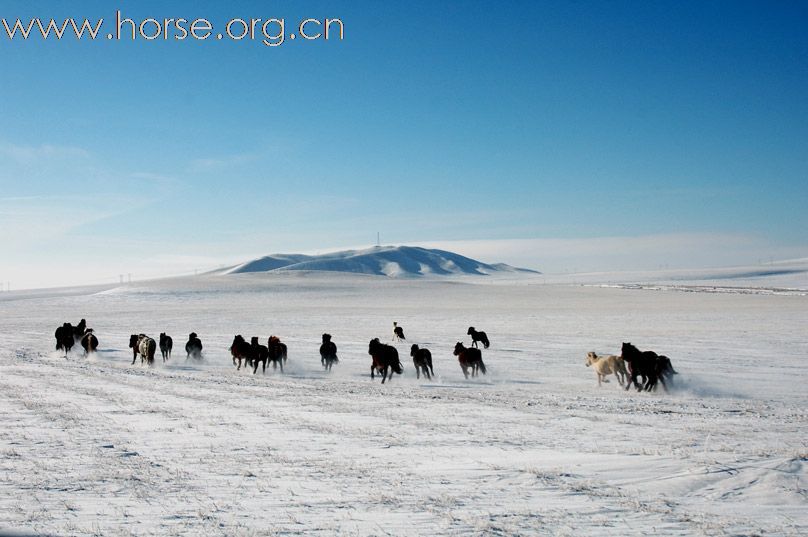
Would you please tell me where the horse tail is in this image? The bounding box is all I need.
[478,360,487,375]
[393,360,403,374]
[482,335,490,349]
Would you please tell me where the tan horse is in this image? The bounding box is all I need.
[585,351,628,387]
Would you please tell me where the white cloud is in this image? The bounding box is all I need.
[0,142,91,164]
[0,194,140,244]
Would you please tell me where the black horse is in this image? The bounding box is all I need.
[621,342,670,392]
[656,355,678,387]
[410,344,434,380]
[267,336,287,372]
[368,338,403,383]
[393,322,406,341]
[159,333,173,362]
[454,342,487,378]
[249,337,269,374]
[72,319,87,342]
[185,332,203,360]
[54,323,75,355]
[80,329,98,355]
[320,333,338,371]
[231,335,254,370]
[467,327,490,349]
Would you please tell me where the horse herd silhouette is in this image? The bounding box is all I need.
[54,319,678,391]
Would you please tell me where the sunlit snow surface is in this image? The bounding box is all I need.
[0,269,806,536]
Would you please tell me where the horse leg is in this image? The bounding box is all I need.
[278,358,283,374]
[371,366,375,380]
[381,366,388,384]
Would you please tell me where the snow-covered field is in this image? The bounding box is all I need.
[0,271,806,536]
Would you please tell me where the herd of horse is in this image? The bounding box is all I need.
[128,332,202,365]
[53,318,678,392]
[54,319,98,356]
[229,335,288,374]
[585,343,678,392]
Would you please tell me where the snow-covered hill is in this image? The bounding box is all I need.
[220,245,540,277]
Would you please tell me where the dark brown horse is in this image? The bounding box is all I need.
[320,333,338,371]
[454,342,486,379]
[185,332,203,360]
[267,336,287,372]
[80,329,98,355]
[410,344,434,380]
[230,335,254,370]
[249,337,269,374]
[621,342,670,392]
[368,338,403,383]
[54,323,75,355]
[467,327,490,349]
[159,333,173,362]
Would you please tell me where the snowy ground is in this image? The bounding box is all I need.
[0,271,806,536]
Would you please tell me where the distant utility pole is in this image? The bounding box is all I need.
[127,273,132,283]
[377,232,380,246]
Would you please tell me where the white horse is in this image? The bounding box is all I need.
[585,351,628,387]
[129,334,156,366]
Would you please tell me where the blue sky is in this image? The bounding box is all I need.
[1,1,806,288]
